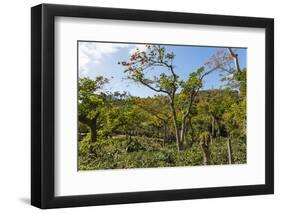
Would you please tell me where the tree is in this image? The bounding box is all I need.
[119,45,223,151]
[134,96,172,146]
[195,90,238,164]
[228,47,241,74]
[199,131,212,165]
[203,48,246,164]
[104,97,147,139]
[78,76,108,143]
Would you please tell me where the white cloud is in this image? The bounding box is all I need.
[78,42,129,73]
[129,44,147,55]
[78,42,148,75]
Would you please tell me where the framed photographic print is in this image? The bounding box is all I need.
[31,3,274,209]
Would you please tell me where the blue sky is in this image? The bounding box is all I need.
[78,41,246,97]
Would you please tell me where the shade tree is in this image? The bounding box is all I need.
[78,76,108,143]
[119,45,226,151]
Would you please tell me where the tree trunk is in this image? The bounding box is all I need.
[211,116,215,144]
[200,142,211,165]
[169,102,182,151]
[188,117,195,149]
[226,136,233,164]
[217,123,221,143]
[79,113,99,144]
[163,123,167,147]
[179,114,188,151]
[89,121,97,143]
[228,48,241,74]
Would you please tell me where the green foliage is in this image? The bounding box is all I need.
[78,136,246,170]
[78,76,108,119]
[78,46,247,170]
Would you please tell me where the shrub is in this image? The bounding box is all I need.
[78,135,246,170]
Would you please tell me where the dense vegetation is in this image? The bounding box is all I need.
[78,45,246,170]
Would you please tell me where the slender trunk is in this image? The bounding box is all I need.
[169,102,182,151]
[228,48,241,74]
[217,123,221,143]
[200,142,211,165]
[211,116,215,144]
[90,122,97,143]
[180,114,188,151]
[157,126,160,139]
[189,117,195,149]
[127,132,132,143]
[226,136,233,164]
[163,123,167,147]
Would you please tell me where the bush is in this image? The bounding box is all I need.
[78,135,246,170]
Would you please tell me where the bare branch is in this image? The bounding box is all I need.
[228,48,241,74]
[138,78,170,94]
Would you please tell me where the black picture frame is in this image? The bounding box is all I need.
[31,3,274,209]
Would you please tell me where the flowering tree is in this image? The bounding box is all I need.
[119,45,228,151]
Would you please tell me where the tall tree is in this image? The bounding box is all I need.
[204,48,246,164]
[78,76,108,143]
[119,45,223,151]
